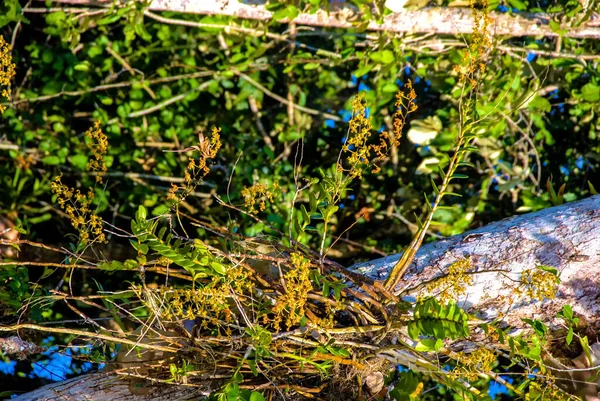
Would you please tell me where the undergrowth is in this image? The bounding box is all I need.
[0,2,591,401]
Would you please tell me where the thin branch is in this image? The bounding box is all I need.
[3,71,215,106]
[116,80,215,120]
[142,10,341,60]
[0,323,179,353]
[233,70,341,122]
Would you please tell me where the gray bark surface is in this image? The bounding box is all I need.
[12,371,204,400]
[350,194,600,332]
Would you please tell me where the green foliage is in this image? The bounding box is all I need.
[244,325,273,375]
[167,359,194,383]
[130,205,226,279]
[407,298,470,341]
[0,264,31,314]
[0,1,599,400]
[389,371,422,401]
[547,177,566,206]
[557,304,579,346]
[1,0,598,245]
[0,0,29,28]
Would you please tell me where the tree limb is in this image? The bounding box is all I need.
[350,194,600,332]
[34,0,600,39]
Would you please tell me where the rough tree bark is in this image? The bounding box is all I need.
[352,194,600,332]
[12,372,205,401]
[31,0,600,39]
[11,195,600,400]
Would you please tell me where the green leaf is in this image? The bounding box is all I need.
[407,322,420,340]
[370,50,395,64]
[580,83,600,102]
[0,0,29,28]
[136,205,147,222]
[152,204,169,216]
[300,204,311,227]
[415,338,438,352]
[70,154,88,171]
[566,327,574,345]
[286,5,299,20]
[250,391,266,401]
[309,192,318,213]
[354,63,374,77]
[497,329,505,344]
[382,83,398,93]
[507,0,527,10]
[42,156,61,165]
[211,261,226,275]
[27,213,52,224]
[304,63,320,70]
[323,205,339,220]
[561,304,574,320]
[224,382,240,400]
[328,346,350,357]
[96,14,121,25]
[272,8,290,21]
[73,63,90,72]
[529,95,551,112]
[100,260,125,271]
[549,19,565,34]
[537,264,559,277]
[123,259,139,269]
[430,176,439,195]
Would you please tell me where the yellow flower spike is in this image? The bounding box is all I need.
[0,36,16,113]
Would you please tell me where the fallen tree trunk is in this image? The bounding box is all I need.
[32,0,600,39]
[11,371,204,401]
[351,194,600,333]
[12,195,600,400]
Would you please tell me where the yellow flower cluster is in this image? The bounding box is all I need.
[525,380,570,401]
[392,80,418,143]
[50,175,106,244]
[161,264,250,335]
[452,347,496,381]
[343,93,376,179]
[241,181,280,214]
[516,267,559,301]
[453,0,492,86]
[271,253,313,331]
[161,283,232,329]
[85,121,108,183]
[425,257,473,303]
[168,127,222,204]
[0,35,16,114]
[50,122,109,244]
[319,302,343,329]
[340,82,417,179]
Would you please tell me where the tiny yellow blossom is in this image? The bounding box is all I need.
[0,35,16,114]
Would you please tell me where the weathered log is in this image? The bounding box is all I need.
[31,0,600,39]
[11,371,205,401]
[350,194,600,333]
